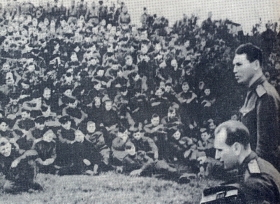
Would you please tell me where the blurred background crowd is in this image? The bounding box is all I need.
[0,0,280,176]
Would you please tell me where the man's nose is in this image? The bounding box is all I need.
[215,150,220,160]
[233,65,238,73]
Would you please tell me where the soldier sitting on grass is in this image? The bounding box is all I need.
[0,137,43,193]
[111,126,131,167]
[58,130,100,176]
[130,125,159,160]
[84,121,111,171]
[32,129,57,174]
[144,114,168,160]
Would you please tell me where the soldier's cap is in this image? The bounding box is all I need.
[102,95,112,103]
[0,118,8,125]
[59,116,71,124]
[87,121,96,126]
[0,137,9,146]
[168,127,181,136]
[118,125,128,133]
[124,141,134,150]
[43,129,55,137]
[92,80,101,86]
[200,128,208,133]
[207,119,214,124]
[34,116,46,124]
[141,38,150,44]
[120,86,127,92]
[130,126,144,133]
[64,96,76,104]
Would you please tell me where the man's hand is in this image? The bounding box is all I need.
[130,169,142,177]
[198,156,207,164]
[35,158,44,165]
[11,159,20,168]
[154,152,159,160]
[83,159,91,166]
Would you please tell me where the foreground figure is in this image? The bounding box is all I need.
[0,137,43,193]
[213,120,280,203]
[233,43,280,170]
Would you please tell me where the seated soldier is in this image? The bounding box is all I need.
[161,104,182,130]
[31,116,48,139]
[13,109,35,137]
[101,98,119,134]
[210,120,280,203]
[131,125,159,160]
[144,114,167,160]
[111,126,130,166]
[0,118,19,149]
[167,127,195,163]
[0,137,43,193]
[15,124,35,152]
[58,130,100,176]
[84,121,111,171]
[55,116,75,167]
[32,129,57,174]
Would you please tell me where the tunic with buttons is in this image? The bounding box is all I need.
[240,75,280,170]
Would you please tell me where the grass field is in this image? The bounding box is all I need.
[0,172,220,204]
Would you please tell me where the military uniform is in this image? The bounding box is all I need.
[237,151,280,203]
[55,128,75,166]
[131,136,159,159]
[0,146,42,193]
[122,151,178,178]
[111,137,131,166]
[85,131,111,166]
[240,75,280,170]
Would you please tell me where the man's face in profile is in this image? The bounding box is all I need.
[214,129,238,170]
[233,54,256,86]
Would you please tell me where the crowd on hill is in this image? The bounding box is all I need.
[0,0,280,187]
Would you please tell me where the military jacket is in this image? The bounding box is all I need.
[238,151,280,203]
[240,75,280,168]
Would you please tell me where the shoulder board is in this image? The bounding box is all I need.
[248,159,261,174]
[255,85,266,97]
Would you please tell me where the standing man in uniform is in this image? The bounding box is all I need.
[233,43,280,170]
[214,120,280,203]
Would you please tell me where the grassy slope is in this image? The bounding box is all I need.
[0,172,220,204]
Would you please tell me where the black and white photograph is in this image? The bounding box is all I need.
[0,0,279,203]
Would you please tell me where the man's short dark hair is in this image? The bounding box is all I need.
[21,108,30,114]
[59,116,71,124]
[235,43,263,66]
[125,141,134,150]
[214,120,250,148]
[0,118,8,125]
[0,137,9,146]
[34,116,45,124]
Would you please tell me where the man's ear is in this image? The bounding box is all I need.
[254,60,260,70]
[233,142,242,156]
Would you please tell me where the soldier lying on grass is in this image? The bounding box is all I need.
[122,141,191,184]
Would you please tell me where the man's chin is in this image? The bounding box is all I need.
[4,152,11,157]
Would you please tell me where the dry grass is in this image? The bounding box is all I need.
[0,172,220,204]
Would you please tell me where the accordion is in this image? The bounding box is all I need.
[200,184,244,204]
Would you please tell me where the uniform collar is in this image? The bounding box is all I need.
[239,151,258,173]
[249,75,266,91]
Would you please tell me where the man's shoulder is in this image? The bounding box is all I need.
[256,157,280,178]
[141,136,153,141]
[244,157,280,190]
[257,80,280,100]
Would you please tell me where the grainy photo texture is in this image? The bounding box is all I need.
[0,0,279,203]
